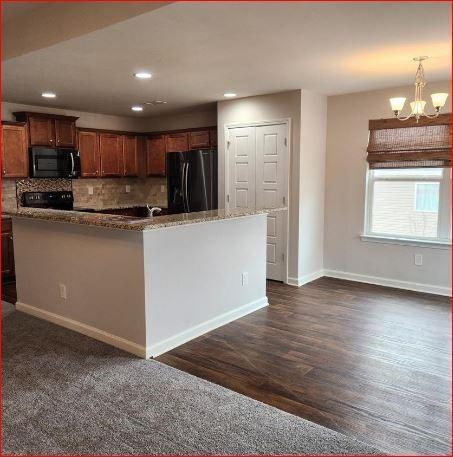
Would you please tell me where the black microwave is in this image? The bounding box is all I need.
[30,147,81,178]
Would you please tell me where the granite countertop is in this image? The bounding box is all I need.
[4,207,287,232]
[73,202,166,211]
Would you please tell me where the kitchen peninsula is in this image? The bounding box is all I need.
[8,207,282,357]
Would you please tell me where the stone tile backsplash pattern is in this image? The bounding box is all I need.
[2,177,167,212]
[71,177,167,209]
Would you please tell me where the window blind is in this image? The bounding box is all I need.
[366,114,451,169]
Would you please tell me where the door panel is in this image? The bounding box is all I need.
[147,136,166,176]
[55,119,76,147]
[166,133,189,153]
[28,117,54,146]
[2,124,28,178]
[122,135,138,176]
[78,131,99,177]
[99,133,122,177]
[227,127,256,210]
[227,123,288,282]
[255,124,287,281]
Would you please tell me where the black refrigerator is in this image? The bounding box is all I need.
[167,149,218,213]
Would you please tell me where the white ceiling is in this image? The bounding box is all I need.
[2,1,451,118]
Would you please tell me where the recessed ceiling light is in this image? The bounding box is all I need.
[131,106,143,112]
[133,72,152,79]
[42,92,56,98]
[144,100,168,106]
[224,93,237,98]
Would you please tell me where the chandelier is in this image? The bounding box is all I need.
[389,56,448,122]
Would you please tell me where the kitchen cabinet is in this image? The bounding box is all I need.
[14,112,78,147]
[99,133,123,177]
[189,130,210,149]
[147,135,166,176]
[1,218,15,281]
[122,135,139,177]
[55,119,76,147]
[166,132,189,153]
[210,128,218,147]
[1,122,28,178]
[78,130,100,177]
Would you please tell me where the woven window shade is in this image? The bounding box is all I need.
[366,114,452,169]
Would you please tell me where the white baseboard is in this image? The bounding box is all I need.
[15,302,147,358]
[287,270,325,287]
[323,269,452,297]
[146,297,269,358]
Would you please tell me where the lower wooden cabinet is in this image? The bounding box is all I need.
[99,133,123,177]
[1,218,15,281]
[1,123,28,178]
[147,135,166,176]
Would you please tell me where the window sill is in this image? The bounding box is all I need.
[360,235,452,249]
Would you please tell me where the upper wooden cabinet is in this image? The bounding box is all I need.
[99,133,122,177]
[1,122,28,178]
[209,128,217,148]
[55,119,76,147]
[14,112,78,148]
[189,130,210,149]
[122,135,139,177]
[147,135,166,176]
[166,132,189,153]
[78,130,100,178]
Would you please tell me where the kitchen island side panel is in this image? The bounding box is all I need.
[12,218,147,352]
[143,214,268,357]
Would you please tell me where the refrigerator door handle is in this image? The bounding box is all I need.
[184,162,190,212]
[181,162,187,212]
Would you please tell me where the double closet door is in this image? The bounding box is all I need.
[226,122,288,281]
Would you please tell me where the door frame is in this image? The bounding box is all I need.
[224,118,291,284]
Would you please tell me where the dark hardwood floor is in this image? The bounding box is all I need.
[157,278,452,455]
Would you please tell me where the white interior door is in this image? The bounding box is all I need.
[227,122,288,282]
[255,124,288,281]
[227,127,256,210]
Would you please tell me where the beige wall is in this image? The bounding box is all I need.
[2,102,148,132]
[325,80,451,291]
[299,90,327,279]
[144,108,217,132]
[217,91,302,280]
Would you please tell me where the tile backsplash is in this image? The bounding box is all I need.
[2,177,167,212]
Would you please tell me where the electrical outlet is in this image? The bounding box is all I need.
[125,185,131,193]
[241,272,248,286]
[414,254,423,266]
[87,186,94,195]
[59,283,67,300]
[160,185,165,193]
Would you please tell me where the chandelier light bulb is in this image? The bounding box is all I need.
[390,97,406,113]
[410,100,426,116]
[431,93,449,109]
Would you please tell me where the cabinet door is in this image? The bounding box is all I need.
[1,220,15,280]
[210,128,217,148]
[55,119,76,147]
[189,130,210,149]
[28,116,55,146]
[147,136,166,176]
[78,131,100,177]
[166,132,188,153]
[2,124,28,178]
[122,135,138,176]
[99,133,122,177]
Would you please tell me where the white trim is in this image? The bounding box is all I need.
[323,269,452,297]
[146,297,269,358]
[224,118,291,283]
[287,270,325,287]
[15,302,147,358]
[360,234,451,249]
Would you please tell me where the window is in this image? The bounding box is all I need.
[364,168,451,243]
